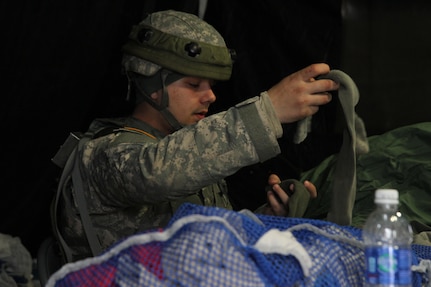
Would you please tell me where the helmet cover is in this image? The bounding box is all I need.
[122,10,233,81]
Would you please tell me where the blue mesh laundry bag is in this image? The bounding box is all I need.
[46,203,430,287]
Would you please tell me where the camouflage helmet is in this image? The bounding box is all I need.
[122,10,234,81]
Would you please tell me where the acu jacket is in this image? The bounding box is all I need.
[56,93,283,261]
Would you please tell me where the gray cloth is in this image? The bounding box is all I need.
[0,233,33,287]
[295,70,369,225]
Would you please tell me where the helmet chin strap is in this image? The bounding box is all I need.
[159,70,183,131]
[132,70,183,132]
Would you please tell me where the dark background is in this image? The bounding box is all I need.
[2,0,430,257]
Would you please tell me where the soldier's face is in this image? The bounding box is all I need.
[166,77,216,126]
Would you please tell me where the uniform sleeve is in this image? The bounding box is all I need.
[83,94,283,206]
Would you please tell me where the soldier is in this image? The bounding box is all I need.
[57,10,337,261]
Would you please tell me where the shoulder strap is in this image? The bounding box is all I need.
[71,136,103,256]
[52,129,112,261]
[52,139,77,262]
[52,123,156,261]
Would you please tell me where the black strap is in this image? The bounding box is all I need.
[52,124,153,261]
[52,145,76,262]
[52,133,103,262]
[71,136,103,257]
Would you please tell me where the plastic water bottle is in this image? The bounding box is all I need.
[363,189,413,287]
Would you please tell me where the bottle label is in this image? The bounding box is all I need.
[365,246,412,285]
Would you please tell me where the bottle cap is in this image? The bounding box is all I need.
[374,189,399,204]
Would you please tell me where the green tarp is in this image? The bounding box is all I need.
[302,122,431,233]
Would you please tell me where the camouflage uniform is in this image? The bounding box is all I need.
[59,95,282,261]
[58,10,283,261]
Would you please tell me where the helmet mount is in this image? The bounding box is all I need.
[184,42,202,57]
